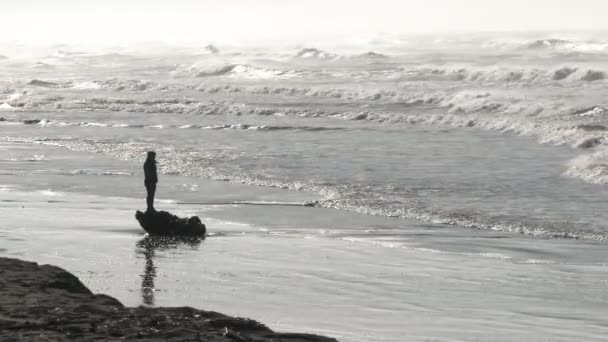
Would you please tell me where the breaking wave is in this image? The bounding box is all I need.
[27,79,64,88]
[7,118,346,132]
[565,147,608,185]
[179,63,608,83]
[404,65,607,83]
[5,90,608,151]
[9,94,608,191]
[174,62,301,79]
[69,169,133,176]
[294,48,340,60]
[5,135,607,242]
[5,154,45,162]
[483,38,608,54]
[356,51,388,59]
[523,38,608,53]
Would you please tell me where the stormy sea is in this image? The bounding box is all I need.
[1,33,608,341]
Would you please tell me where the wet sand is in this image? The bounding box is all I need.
[1,140,608,341]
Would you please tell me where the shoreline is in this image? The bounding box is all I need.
[3,139,608,341]
[0,256,337,342]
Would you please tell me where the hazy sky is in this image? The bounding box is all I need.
[2,0,606,44]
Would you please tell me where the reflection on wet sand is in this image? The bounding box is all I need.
[136,236,203,306]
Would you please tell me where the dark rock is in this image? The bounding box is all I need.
[135,210,207,237]
[0,257,338,342]
[42,264,93,294]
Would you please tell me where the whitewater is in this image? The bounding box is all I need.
[1,33,608,341]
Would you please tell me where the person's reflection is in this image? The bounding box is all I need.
[136,236,203,306]
[140,239,157,305]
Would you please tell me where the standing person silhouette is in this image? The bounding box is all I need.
[143,151,158,212]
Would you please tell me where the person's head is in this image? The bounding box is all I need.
[147,151,156,160]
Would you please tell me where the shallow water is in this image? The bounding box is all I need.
[1,141,608,341]
[2,110,608,240]
[2,34,608,341]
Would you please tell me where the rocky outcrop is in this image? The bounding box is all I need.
[0,257,338,342]
[135,210,207,237]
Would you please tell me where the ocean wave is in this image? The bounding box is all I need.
[188,64,608,84]
[564,147,608,185]
[294,48,340,60]
[7,135,607,242]
[10,118,345,132]
[526,39,572,50]
[6,92,608,151]
[552,67,577,80]
[82,79,159,92]
[226,64,301,79]
[9,66,603,109]
[190,63,239,77]
[175,62,302,80]
[573,106,608,117]
[362,204,604,240]
[356,51,388,59]
[581,70,605,82]
[479,37,608,54]
[69,169,133,176]
[52,49,87,58]
[204,44,220,54]
[30,62,55,70]
[5,154,45,162]
[523,38,608,53]
[72,81,102,90]
[27,79,64,88]
[194,124,344,131]
[407,65,607,83]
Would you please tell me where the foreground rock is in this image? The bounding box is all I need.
[136,210,207,237]
[0,257,337,342]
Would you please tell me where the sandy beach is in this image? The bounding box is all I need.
[1,140,608,341]
[3,22,608,341]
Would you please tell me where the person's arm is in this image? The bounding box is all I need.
[153,162,158,182]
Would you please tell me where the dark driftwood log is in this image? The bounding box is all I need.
[135,210,207,237]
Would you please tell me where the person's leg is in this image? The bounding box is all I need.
[145,181,155,211]
[149,182,156,210]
